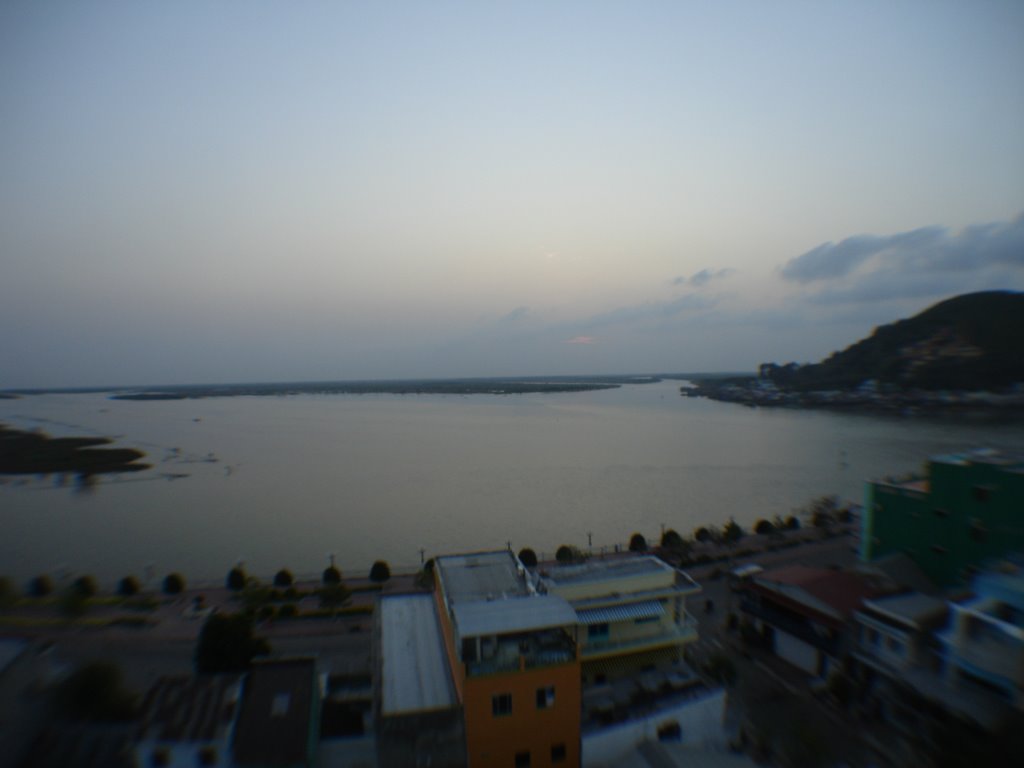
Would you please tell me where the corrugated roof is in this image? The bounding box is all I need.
[577,600,665,625]
[380,594,456,716]
[453,595,577,638]
[136,675,241,742]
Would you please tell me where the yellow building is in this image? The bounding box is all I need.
[539,556,701,686]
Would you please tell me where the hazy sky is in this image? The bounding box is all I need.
[2,1,1023,388]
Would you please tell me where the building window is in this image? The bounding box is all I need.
[536,686,555,709]
[887,637,904,656]
[588,623,609,639]
[492,693,512,717]
[551,743,567,763]
[514,751,531,767]
[868,628,880,646]
[634,616,659,625]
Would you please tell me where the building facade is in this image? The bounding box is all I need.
[862,449,1024,587]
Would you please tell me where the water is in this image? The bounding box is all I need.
[2,380,1022,586]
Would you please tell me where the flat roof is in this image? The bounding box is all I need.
[452,595,577,638]
[436,550,529,604]
[861,592,947,629]
[541,555,673,586]
[380,594,456,716]
[233,660,316,765]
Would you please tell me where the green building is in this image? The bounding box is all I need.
[862,450,1024,588]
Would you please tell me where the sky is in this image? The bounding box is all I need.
[2,1,1023,388]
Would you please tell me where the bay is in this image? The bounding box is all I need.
[2,379,1022,586]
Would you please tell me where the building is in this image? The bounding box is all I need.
[862,449,1024,587]
[232,659,321,768]
[939,557,1024,710]
[740,565,893,678]
[538,556,700,686]
[434,551,582,768]
[135,675,243,768]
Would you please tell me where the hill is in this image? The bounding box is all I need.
[763,291,1024,392]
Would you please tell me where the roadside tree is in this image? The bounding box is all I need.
[195,613,270,674]
[226,566,247,592]
[117,576,140,596]
[517,548,538,568]
[163,572,185,595]
[629,533,648,552]
[274,569,294,588]
[369,561,391,583]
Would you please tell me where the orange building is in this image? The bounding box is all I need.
[435,551,582,768]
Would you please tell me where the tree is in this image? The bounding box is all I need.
[226,566,247,592]
[784,515,800,531]
[628,533,648,552]
[163,572,185,595]
[56,662,137,721]
[273,569,294,588]
[754,519,775,535]
[369,560,391,583]
[117,575,140,596]
[517,548,538,568]
[28,574,53,597]
[72,575,97,598]
[555,545,574,564]
[194,613,270,674]
[723,518,743,544]
[661,529,686,550]
[59,587,88,618]
[323,555,342,585]
[694,527,712,543]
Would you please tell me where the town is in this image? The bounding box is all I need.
[1,448,1023,767]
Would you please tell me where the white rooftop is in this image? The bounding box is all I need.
[452,595,578,639]
[379,595,456,716]
[861,592,947,629]
[436,550,529,604]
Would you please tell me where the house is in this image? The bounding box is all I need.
[740,565,893,678]
[134,675,242,768]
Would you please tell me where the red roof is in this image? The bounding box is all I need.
[753,565,892,623]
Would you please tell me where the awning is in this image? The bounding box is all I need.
[576,600,665,625]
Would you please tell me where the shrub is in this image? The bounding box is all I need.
[273,569,294,588]
[226,567,247,592]
[28,575,53,597]
[517,548,538,568]
[369,561,391,583]
[754,519,775,535]
[723,518,743,544]
[163,573,185,595]
[117,576,140,597]
[555,545,574,564]
[628,533,648,552]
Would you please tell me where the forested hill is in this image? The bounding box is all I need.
[763,291,1024,392]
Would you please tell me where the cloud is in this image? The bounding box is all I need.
[566,336,595,344]
[779,212,1024,304]
[498,306,529,323]
[672,267,735,287]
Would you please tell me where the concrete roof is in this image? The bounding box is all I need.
[380,594,456,716]
[453,595,577,638]
[541,555,673,586]
[753,565,892,623]
[233,660,317,766]
[436,550,529,604]
[861,592,947,630]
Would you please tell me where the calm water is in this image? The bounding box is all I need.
[2,380,1022,585]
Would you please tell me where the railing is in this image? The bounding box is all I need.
[466,645,575,677]
[581,620,697,659]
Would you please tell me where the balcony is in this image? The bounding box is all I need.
[465,630,576,678]
[580,619,698,661]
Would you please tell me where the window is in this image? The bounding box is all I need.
[514,751,531,767]
[887,637,904,656]
[634,616,659,625]
[551,743,567,763]
[588,623,609,639]
[492,693,512,717]
[536,686,555,709]
[868,628,879,646]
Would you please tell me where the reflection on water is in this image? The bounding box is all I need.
[2,380,1022,583]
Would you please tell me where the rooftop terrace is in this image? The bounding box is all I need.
[435,550,530,604]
